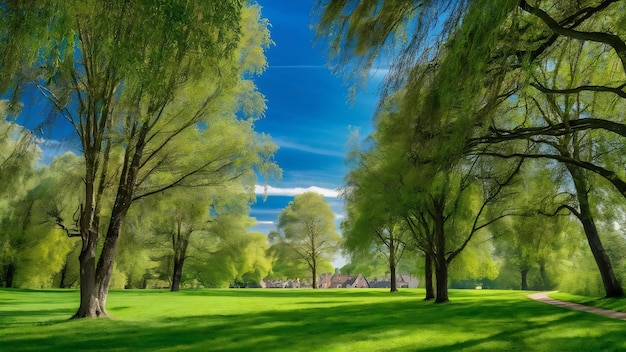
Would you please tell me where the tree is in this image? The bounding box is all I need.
[1,2,276,317]
[342,143,410,292]
[148,190,213,292]
[147,184,265,291]
[275,192,341,289]
[471,36,626,297]
[347,85,524,303]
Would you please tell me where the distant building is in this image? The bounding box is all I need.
[261,278,301,288]
[318,273,369,288]
[367,274,419,289]
[257,273,418,289]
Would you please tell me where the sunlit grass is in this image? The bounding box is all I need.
[551,292,626,312]
[1,288,625,351]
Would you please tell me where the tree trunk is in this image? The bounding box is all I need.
[390,263,397,292]
[171,257,184,292]
[93,127,147,308]
[170,222,190,292]
[4,263,15,288]
[311,265,317,289]
[433,198,449,303]
[59,261,68,289]
[389,238,397,292]
[95,210,128,315]
[520,268,529,290]
[568,165,624,298]
[424,252,434,300]
[539,262,550,290]
[73,170,105,319]
[434,259,449,303]
[72,229,102,319]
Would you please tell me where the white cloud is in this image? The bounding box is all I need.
[269,65,328,69]
[256,220,275,225]
[255,184,340,198]
[273,137,345,158]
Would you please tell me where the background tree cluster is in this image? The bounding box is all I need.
[0,0,288,318]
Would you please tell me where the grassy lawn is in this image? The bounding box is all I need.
[550,292,626,312]
[1,288,625,351]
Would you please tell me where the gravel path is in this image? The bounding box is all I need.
[528,291,626,321]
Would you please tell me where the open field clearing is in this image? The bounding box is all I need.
[1,289,625,351]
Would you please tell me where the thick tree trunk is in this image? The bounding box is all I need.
[311,264,317,289]
[171,258,184,292]
[433,198,449,303]
[171,223,190,292]
[95,210,128,315]
[59,262,68,289]
[73,173,106,319]
[520,268,529,290]
[72,230,102,319]
[569,165,624,298]
[390,263,397,293]
[579,211,623,297]
[4,264,14,288]
[389,238,398,292]
[424,253,434,300]
[434,260,449,303]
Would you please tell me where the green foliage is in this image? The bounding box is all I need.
[319,0,626,297]
[266,239,311,280]
[448,234,499,282]
[0,152,83,288]
[0,101,37,203]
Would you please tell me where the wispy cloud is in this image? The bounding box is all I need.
[255,220,276,225]
[255,184,339,198]
[368,67,389,79]
[269,65,327,69]
[274,137,345,158]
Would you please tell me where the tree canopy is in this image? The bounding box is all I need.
[275,192,341,289]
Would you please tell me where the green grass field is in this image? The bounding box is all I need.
[1,288,625,351]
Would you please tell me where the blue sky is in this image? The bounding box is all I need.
[249,0,382,248]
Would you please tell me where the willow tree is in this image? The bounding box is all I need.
[468,24,626,297]
[319,1,626,298]
[1,2,276,317]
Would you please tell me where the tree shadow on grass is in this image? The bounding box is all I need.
[2,290,626,351]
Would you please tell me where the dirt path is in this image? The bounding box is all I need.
[528,291,626,321]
